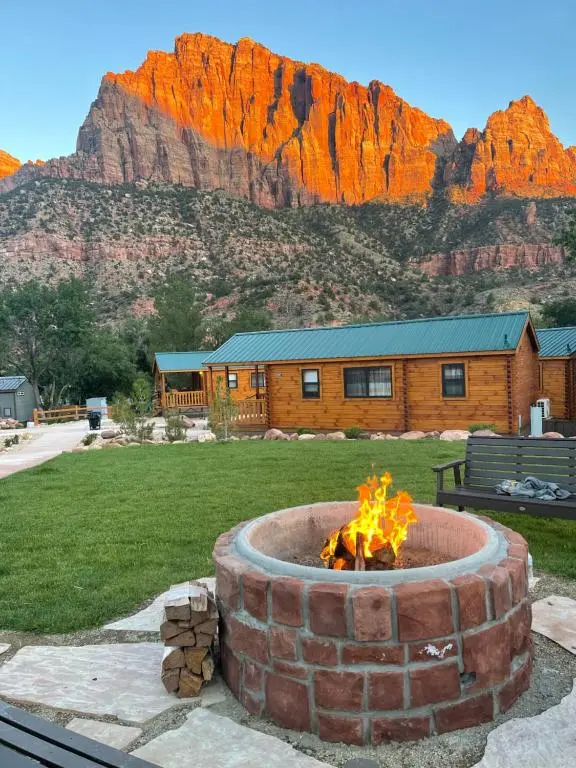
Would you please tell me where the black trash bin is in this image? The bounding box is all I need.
[87,410,102,430]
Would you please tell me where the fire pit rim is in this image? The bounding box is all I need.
[233,501,506,584]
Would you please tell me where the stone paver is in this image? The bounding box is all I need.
[132,708,333,767]
[66,718,142,749]
[0,643,10,655]
[472,679,576,767]
[103,578,216,632]
[532,595,576,655]
[0,643,182,723]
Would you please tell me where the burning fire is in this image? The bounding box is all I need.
[320,472,418,570]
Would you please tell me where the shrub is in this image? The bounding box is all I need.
[344,426,362,440]
[296,428,315,435]
[4,434,20,448]
[208,376,238,440]
[165,411,188,443]
[468,422,497,433]
[82,433,98,446]
[112,377,155,443]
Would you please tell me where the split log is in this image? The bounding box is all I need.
[184,647,208,674]
[177,669,203,698]
[162,647,184,671]
[354,533,366,571]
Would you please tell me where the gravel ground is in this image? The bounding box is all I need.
[0,569,574,768]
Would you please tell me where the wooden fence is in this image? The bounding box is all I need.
[162,391,206,409]
[33,405,109,426]
[233,399,268,427]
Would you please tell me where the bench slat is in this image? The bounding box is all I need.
[467,444,576,458]
[469,437,571,447]
[466,467,576,483]
[0,722,99,768]
[0,703,156,768]
[0,743,42,768]
[438,488,576,520]
[468,455,576,470]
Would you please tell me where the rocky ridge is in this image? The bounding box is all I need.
[0,150,20,180]
[2,34,575,205]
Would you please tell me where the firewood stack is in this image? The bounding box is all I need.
[159,582,219,697]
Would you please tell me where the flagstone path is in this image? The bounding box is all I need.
[532,595,576,655]
[0,644,9,655]
[66,718,142,750]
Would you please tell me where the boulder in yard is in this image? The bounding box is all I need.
[264,429,287,440]
[198,432,217,443]
[385,434,399,440]
[325,431,347,440]
[180,416,195,428]
[425,431,441,438]
[101,429,121,440]
[542,431,564,439]
[399,431,426,440]
[440,430,471,441]
[298,433,316,441]
[471,429,500,437]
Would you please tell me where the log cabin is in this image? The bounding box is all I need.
[536,327,576,418]
[204,311,540,434]
[153,352,208,411]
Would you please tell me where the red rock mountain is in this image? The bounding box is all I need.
[0,150,20,180]
[2,34,576,205]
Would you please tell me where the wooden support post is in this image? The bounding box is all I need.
[402,360,409,433]
[225,366,230,392]
[255,363,260,400]
[33,408,39,427]
[264,364,272,429]
[208,367,214,399]
[506,357,514,435]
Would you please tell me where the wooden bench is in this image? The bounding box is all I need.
[0,701,157,767]
[433,436,576,519]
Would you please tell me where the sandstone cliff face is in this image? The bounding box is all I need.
[0,150,20,180]
[412,243,566,277]
[446,97,576,201]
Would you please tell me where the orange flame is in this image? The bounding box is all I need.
[320,472,417,568]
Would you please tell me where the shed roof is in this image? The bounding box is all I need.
[0,376,27,392]
[205,311,531,365]
[154,352,207,372]
[536,327,576,358]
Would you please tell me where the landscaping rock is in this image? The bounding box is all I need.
[66,719,142,750]
[440,430,471,441]
[531,595,576,655]
[471,429,500,437]
[288,433,299,440]
[357,432,371,440]
[101,429,121,439]
[400,431,426,440]
[542,432,564,439]
[181,417,195,428]
[198,432,217,443]
[264,429,288,440]
[370,433,385,440]
[425,431,441,438]
[0,644,10,655]
[250,435,262,440]
[298,433,316,441]
[102,442,123,449]
[326,431,347,440]
[385,434,399,440]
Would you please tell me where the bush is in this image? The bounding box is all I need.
[344,426,362,440]
[468,422,497,433]
[208,376,238,440]
[4,435,20,448]
[112,378,155,443]
[296,428,315,435]
[165,411,188,443]
[82,433,98,446]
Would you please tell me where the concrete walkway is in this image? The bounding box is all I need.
[0,420,92,479]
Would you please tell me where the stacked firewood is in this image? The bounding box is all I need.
[160,582,219,697]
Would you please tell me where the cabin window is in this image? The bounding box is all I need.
[227,372,238,389]
[442,363,466,397]
[251,372,266,389]
[3,407,11,417]
[344,366,392,398]
[301,369,320,398]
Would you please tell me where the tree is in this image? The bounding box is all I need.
[0,279,95,408]
[148,277,205,353]
[540,299,576,328]
[72,330,138,402]
[208,307,273,346]
[208,376,238,440]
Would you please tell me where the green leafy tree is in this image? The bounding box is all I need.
[148,277,205,353]
[208,307,273,347]
[541,299,576,328]
[208,376,238,440]
[72,330,138,402]
[112,377,155,442]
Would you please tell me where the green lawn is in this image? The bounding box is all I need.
[2,440,575,635]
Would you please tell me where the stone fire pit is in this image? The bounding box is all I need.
[213,503,532,745]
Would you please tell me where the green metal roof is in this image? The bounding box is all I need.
[154,352,207,372]
[205,312,531,365]
[0,376,27,392]
[536,327,576,358]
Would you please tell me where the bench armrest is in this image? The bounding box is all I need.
[432,459,466,473]
[432,459,465,495]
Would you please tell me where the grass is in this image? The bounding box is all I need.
[1,440,575,634]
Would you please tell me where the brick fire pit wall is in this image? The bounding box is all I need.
[213,503,532,745]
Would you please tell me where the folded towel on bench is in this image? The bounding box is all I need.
[495,476,573,501]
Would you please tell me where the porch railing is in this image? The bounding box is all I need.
[162,390,206,409]
[233,399,268,426]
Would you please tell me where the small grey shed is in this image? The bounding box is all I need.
[0,376,35,423]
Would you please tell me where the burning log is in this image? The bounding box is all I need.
[159,581,219,697]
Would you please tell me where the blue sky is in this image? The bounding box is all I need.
[2,0,575,161]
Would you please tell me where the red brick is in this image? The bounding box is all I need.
[315,670,365,711]
[435,693,494,733]
[220,642,240,698]
[508,543,528,559]
[503,529,529,551]
[215,555,247,611]
[271,578,304,627]
[309,583,348,637]
[499,654,532,712]
[241,689,264,715]
[409,662,461,707]
[372,715,431,744]
[317,714,364,746]
[272,661,308,679]
[463,621,511,690]
[480,565,512,619]
[342,644,404,666]
[452,574,487,631]
[301,637,338,665]
[409,637,458,663]
[227,616,269,665]
[243,660,263,692]
[500,557,527,604]
[265,673,310,731]
[395,580,454,641]
[508,601,532,657]
[269,626,298,660]
[243,570,269,622]
[368,671,404,710]
[351,587,392,641]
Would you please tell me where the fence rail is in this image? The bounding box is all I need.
[33,405,108,426]
[233,399,268,426]
[162,390,206,409]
